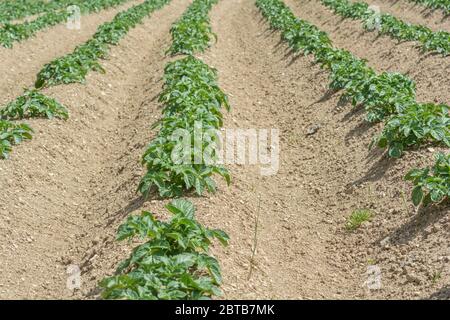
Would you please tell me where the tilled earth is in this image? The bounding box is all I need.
[0,0,448,299]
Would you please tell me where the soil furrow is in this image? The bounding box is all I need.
[200,0,355,299]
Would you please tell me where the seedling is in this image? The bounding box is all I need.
[346,209,372,231]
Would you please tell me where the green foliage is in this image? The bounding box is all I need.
[0,90,68,120]
[0,0,52,24]
[346,209,372,231]
[0,0,134,48]
[35,0,170,88]
[408,0,450,14]
[168,0,218,55]
[372,103,450,158]
[358,73,416,123]
[256,0,450,208]
[100,199,229,300]
[321,0,450,56]
[0,119,33,159]
[139,56,230,198]
[256,0,389,122]
[256,0,450,159]
[35,39,108,88]
[405,153,450,206]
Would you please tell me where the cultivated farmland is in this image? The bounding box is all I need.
[0,0,448,300]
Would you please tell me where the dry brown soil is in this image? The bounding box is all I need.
[0,0,448,299]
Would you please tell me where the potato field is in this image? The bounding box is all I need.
[0,0,449,300]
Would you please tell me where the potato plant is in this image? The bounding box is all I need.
[357,73,416,123]
[139,56,230,198]
[0,120,33,159]
[371,103,450,158]
[0,90,68,120]
[35,0,170,88]
[168,0,218,55]
[100,199,229,300]
[406,153,450,206]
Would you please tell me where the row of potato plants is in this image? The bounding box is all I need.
[320,0,450,56]
[0,0,53,24]
[256,0,449,207]
[409,0,450,14]
[168,0,218,55]
[0,0,172,159]
[139,0,227,199]
[0,0,134,48]
[138,56,231,199]
[35,0,171,88]
[100,0,231,300]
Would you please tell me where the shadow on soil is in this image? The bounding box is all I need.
[345,120,375,140]
[352,151,396,185]
[106,195,147,226]
[382,200,449,245]
[429,285,450,300]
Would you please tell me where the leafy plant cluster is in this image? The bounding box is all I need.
[100,199,229,300]
[371,103,450,158]
[168,0,218,55]
[406,153,450,206]
[408,0,450,14]
[0,0,133,48]
[321,0,450,56]
[256,0,449,158]
[0,89,69,158]
[0,119,32,159]
[139,56,231,198]
[35,0,170,88]
[0,89,68,120]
